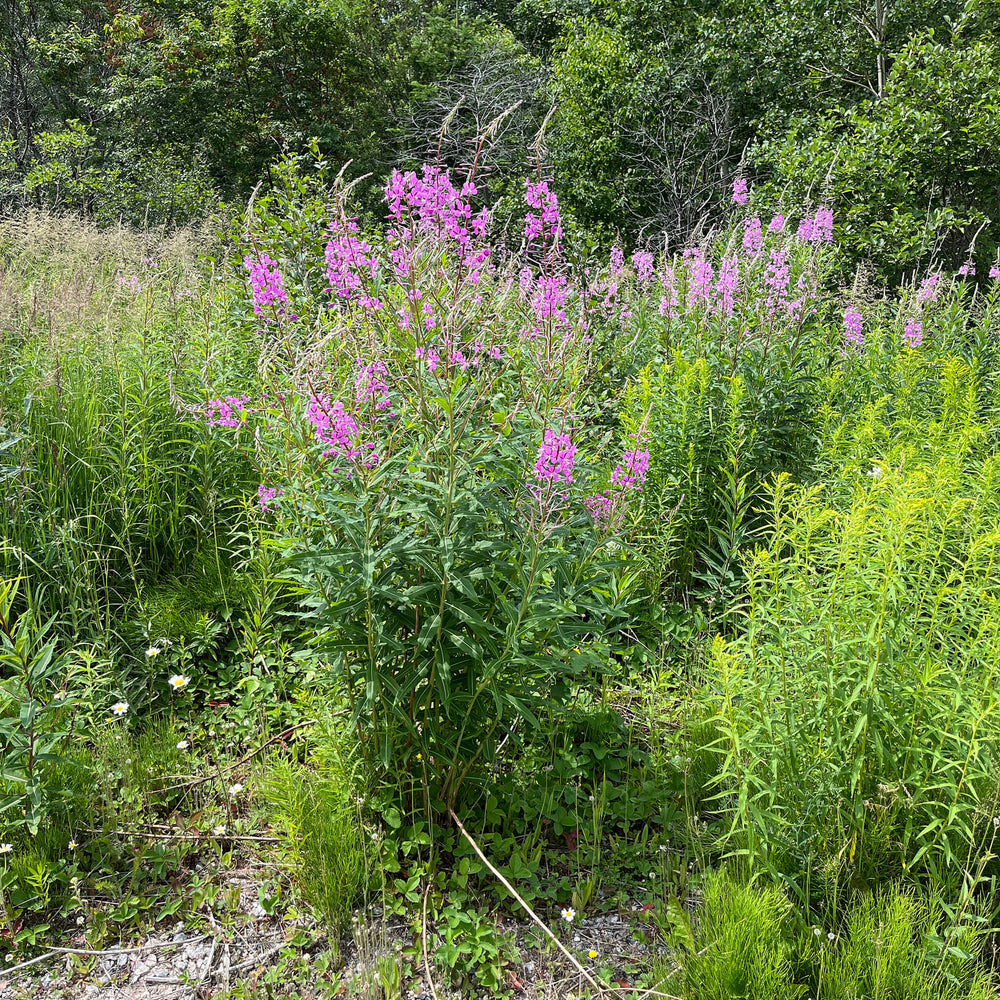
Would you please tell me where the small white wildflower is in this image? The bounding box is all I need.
[561,907,576,923]
[212,824,227,836]
[228,783,243,797]
[53,691,67,701]
[994,816,999,829]
[68,839,78,850]
[76,916,84,926]
[146,647,160,658]
[168,674,190,692]
[4,953,12,963]
[827,931,835,941]
[176,740,189,750]
[111,701,129,717]
[867,466,882,479]
[813,926,822,936]
[0,844,12,854]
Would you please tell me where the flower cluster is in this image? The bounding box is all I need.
[587,447,650,530]
[764,249,790,313]
[843,309,863,349]
[354,360,392,412]
[632,250,655,284]
[205,396,250,429]
[325,219,381,308]
[732,178,749,206]
[797,207,834,244]
[917,273,940,305]
[904,319,923,348]
[714,255,739,318]
[525,179,563,247]
[386,166,488,249]
[534,430,576,487]
[743,217,763,254]
[307,395,376,467]
[244,253,288,317]
[686,249,714,310]
[257,484,282,511]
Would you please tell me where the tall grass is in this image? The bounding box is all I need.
[0,212,260,656]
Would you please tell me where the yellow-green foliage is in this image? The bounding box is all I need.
[701,351,1000,896]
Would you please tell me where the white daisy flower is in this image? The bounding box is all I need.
[168,674,190,691]
[0,844,12,854]
[176,740,189,750]
[111,701,129,717]
[212,824,227,836]
[561,907,576,923]
[228,783,243,797]
[146,647,160,658]
[68,840,78,850]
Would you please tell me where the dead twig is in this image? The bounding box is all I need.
[155,720,317,793]
[83,828,281,844]
[448,810,683,1000]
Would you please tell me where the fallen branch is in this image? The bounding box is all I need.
[448,809,683,1000]
[155,720,317,793]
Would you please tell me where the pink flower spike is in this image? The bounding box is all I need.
[534,430,576,486]
[244,254,288,317]
[843,309,863,349]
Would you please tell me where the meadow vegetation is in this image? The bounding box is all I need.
[0,145,999,999]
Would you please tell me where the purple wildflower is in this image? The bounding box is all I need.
[958,261,976,277]
[257,485,282,511]
[205,396,250,429]
[767,214,785,234]
[415,347,440,373]
[632,250,655,284]
[611,449,650,491]
[525,179,563,246]
[325,220,379,305]
[917,274,940,305]
[534,430,576,486]
[531,274,570,328]
[813,207,834,243]
[715,254,739,318]
[244,254,288,316]
[990,266,1000,281]
[307,396,374,464]
[732,178,749,206]
[843,309,863,349]
[904,319,923,348]
[686,249,714,310]
[585,492,615,528]
[609,247,625,277]
[355,360,391,412]
[743,217,763,254]
[764,249,790,314]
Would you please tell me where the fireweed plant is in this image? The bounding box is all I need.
[207,168,653,818]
